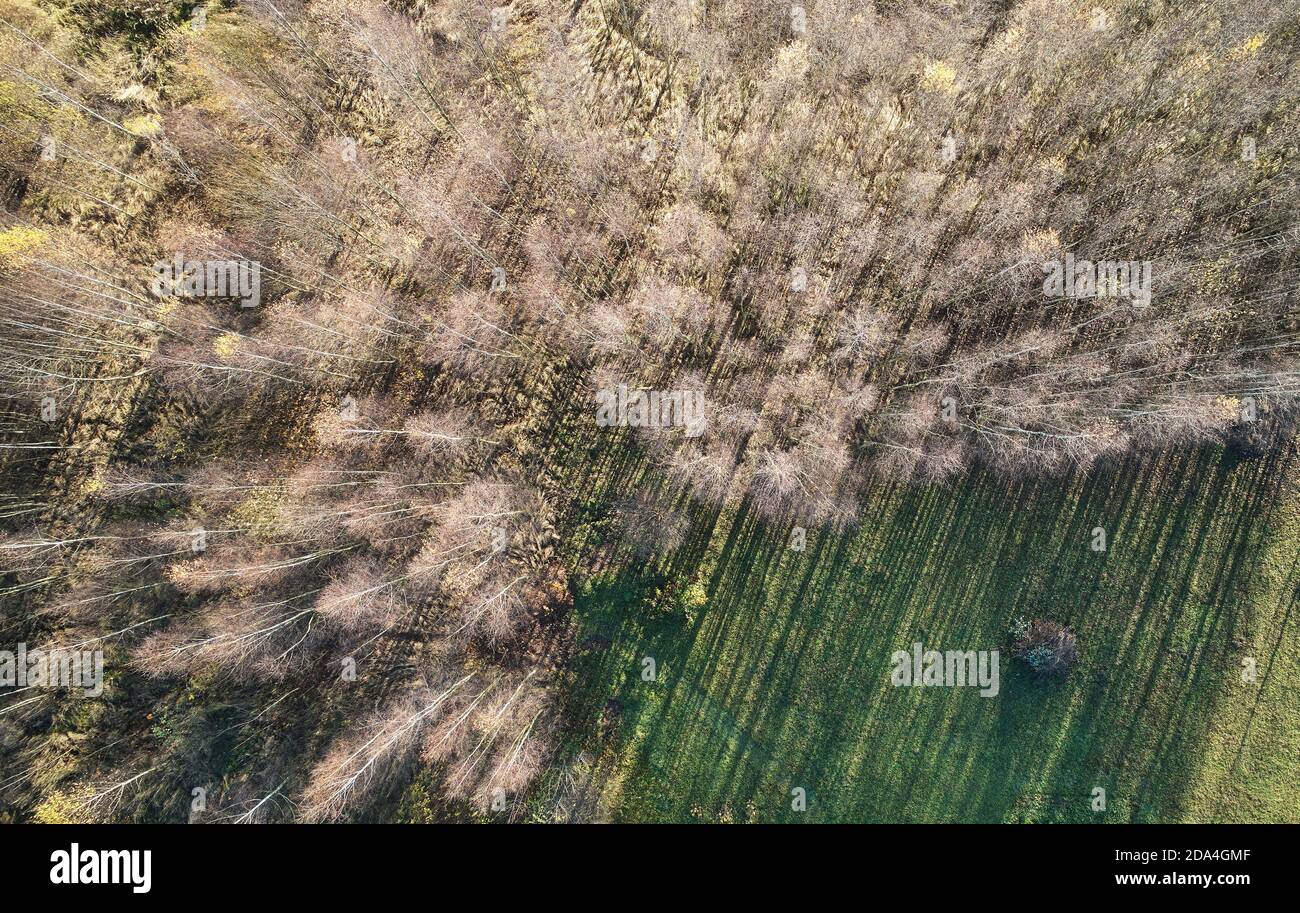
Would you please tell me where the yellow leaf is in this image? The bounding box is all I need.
[123,114,163,137]
[921,60,957,94]
[0,225,48,264]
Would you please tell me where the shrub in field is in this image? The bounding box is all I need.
[1009,617,1079,677]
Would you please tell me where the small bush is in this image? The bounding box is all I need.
[1009,617,1078,677]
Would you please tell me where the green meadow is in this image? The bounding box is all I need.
[555,441,1300,822]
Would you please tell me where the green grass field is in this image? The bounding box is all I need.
[558,441,1300,822]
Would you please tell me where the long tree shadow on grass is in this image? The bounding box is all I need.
[566,443,1293,822]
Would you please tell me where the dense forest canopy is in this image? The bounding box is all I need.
[0,0,1296,822]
